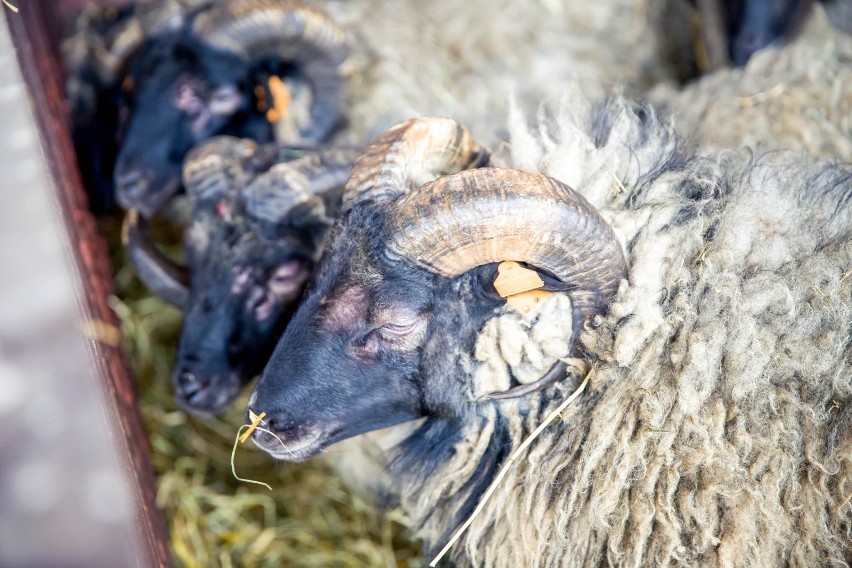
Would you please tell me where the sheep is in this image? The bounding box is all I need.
[246,103,852,567]
[652,3,852,161]
[322,0,688,144]
[123,136,357,413]
[318,0,848,147]
[64,0,350,215]
[64,0,849,216]
[67,0,695,173]
[694,0,816,69]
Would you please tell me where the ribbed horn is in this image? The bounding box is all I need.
[122,209,189,308]
[183,136,276,201]
[192,0,351,144]
[388,167,627,346]
[344,117,490,210]
[91,1,188,84]
[242,147,359,234]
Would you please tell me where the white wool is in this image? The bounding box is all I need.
[651,5,852,161]
[391,88,852,566]
[319,0,675,146]
[472,293,573,399]
[326,422,420,497]
[322,7,852,562]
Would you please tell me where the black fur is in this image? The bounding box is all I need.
[172,149,345,414]
[722,0,814,65]
[112,30,275,215]
[71,6,323,216]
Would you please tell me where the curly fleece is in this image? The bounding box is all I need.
[651,6,852,161]
[322,0,676,146]
[393,87,852,567]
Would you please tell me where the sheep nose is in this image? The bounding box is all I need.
[265,416,290,435]
[245,408,290,437]
[116,169,149,199]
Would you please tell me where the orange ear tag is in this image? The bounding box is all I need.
[265,75,292,123]
[493,261,553,317]
[494,261,544,297]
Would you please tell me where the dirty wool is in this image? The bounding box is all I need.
[391,87,852,566]
[652,6,852,161]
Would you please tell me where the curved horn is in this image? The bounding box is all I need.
[344,117,490,210]
[183,136,275,201]
[122,209,189,308]
[192,0,351,143]
[90,1,188,84]
[243,147,359,234]
[388,167,627,350]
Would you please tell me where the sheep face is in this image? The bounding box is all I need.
[173,212,314,413]
[246,117,626,463]
[77,0,350,217]
[247,206,504,461]
[114,35,268,216]
[125,138,357,414]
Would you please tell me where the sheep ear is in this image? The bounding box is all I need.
[191,0,351,144]
[472,291,576,403]
[477,361,568,402]
[494,261,573,298]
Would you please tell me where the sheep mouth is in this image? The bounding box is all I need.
[175,376,243,416]
[172,371,241,417]
[251,427,330,462]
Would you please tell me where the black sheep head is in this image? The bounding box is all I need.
[74,0,350,216]
[695,0,815,68]
[124,136,357,414]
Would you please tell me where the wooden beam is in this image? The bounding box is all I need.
[5,3,173,565]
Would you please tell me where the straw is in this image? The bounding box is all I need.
[429,365,594,566]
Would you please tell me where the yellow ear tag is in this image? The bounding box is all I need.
[265,75,291,124]
[506,289,553,317]
[494,261,552,317]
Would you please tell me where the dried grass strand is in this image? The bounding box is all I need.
[78,318,123,347]
[239,411,267,443]
[429,364,594,566]
[231,423,288,491]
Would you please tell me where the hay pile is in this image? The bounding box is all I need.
[98,215,422,567]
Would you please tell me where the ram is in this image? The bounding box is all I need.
[65,0,349,215]
[248,110,852,566]
[124,136,356,413]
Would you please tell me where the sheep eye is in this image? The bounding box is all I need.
[380,322,416,335]
[208,86,242,115]
[376,316,426,343]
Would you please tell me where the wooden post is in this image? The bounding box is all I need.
[5,2,173,565]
